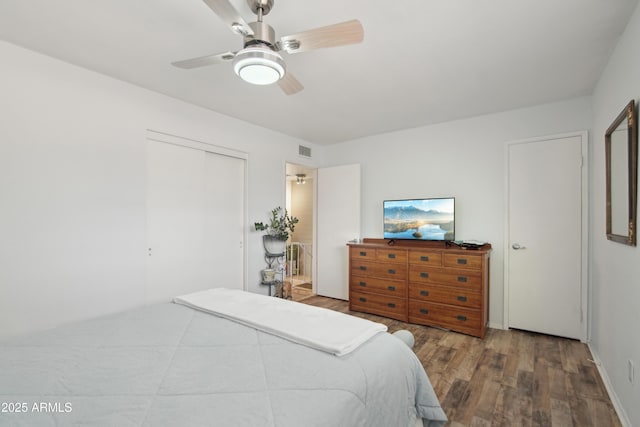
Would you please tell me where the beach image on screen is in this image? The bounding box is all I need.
[384,198,454,240]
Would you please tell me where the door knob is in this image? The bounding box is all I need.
[512,243,526,250]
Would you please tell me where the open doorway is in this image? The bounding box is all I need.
[285,163,315,301]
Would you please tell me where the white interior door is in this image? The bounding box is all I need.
[204,151,245,287]
[147,140,206,303]
[316,164,361,300]
[506,133,587,340]
[146,138,245,303]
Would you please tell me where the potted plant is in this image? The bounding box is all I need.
[254,207,299,256]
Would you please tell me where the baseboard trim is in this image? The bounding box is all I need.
[587,343,632,427]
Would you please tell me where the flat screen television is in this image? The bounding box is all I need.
[383,197,455,241]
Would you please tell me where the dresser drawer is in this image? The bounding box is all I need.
[409,265,481,288]
[443,253,482,270]
[408,250,443,266]
[350,247,376,260]
[350,259,377,277]
[408,283,481,309]
[373,263,407,280]
[376,249,408,263]
[350,276,407,297]
[408,301,481,334]
[350,290,407,321]
[352,259,407,280]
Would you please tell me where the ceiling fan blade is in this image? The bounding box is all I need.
[278,72,304,95]
[279,19,364,54]
[172,51,236,69]
[201,0,254,36]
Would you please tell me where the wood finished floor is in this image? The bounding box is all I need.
[300,295,621,427]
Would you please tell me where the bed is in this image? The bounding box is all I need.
[0,289,447,426]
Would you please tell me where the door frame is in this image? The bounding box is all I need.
[146,129,249,293]
[502,131,589,341]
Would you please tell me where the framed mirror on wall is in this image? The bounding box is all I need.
[605,99,638,246]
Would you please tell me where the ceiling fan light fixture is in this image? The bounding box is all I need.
[233,46,285,85]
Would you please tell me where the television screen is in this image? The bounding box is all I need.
[383,197,455,241]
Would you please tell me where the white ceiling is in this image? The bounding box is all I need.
[0,0,637,145]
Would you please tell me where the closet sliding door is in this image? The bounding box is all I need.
[203,151,245,287]
[146,135,246,303]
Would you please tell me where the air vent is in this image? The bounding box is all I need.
[298,145,312,158]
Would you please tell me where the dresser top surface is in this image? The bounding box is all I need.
[347,238,492,254]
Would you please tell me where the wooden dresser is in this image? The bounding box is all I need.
[348,238,491,338]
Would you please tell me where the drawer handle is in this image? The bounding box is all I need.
[420,255,429,261]
[388,269,396,275]
[457,295,467,302]
[359,266,367,271]
[420,308,429,314]
[457,276,468,283]
[420,290,429,296]
[457,258,468,265]
[387,285,396,291]
[457,315,467,321]
[359,281,367,287]
[420,272,429,278]
[359,251,367,256]
[388,253,396,259]
[359,297,367,302]
[387,303,396,308]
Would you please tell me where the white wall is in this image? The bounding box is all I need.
[0,41,319,339]
[290,178,314,245]
[322,98,592,328]
[591,2,640,425]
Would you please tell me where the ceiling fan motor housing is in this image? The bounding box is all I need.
[247,21,277,48]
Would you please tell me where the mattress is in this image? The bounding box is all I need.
[0,302,447,426]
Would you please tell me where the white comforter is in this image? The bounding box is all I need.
[0,296,448,427]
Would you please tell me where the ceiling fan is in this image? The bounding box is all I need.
[171,0,364,95]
